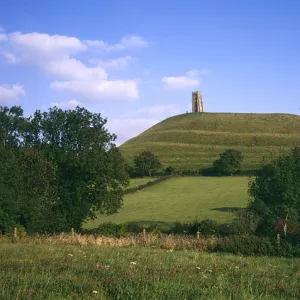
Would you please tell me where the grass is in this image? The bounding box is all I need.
[128,177,158,189]
[86,176,249,229]
[120,112,300,170]
[1,242,300,299]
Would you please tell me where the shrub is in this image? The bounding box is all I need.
[124,221,144,234]
[210,235,275,256]
[181,170,199,176]
[169,219,219,236]
[200,167,217,176]
[84,222,125,237]
[213,149,243,175]
[169,221,190,235]
[230,210,260,235]
[248,153,300,238]
[198,219,220,236]
[165,166,176,175]
[210,235,300,257]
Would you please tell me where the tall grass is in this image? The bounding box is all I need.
[1,239,300,299]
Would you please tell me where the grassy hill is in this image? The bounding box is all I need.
[120,112,300,170]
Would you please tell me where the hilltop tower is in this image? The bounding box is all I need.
[192,91,203,112]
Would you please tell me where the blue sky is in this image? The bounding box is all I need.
[0,0,300,144]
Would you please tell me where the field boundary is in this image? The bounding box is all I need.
[124,175,174,194]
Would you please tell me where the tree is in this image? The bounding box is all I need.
[0,146,22,233]
[133,151,162,176]
[248,154,300,237]
[213,149,243,175]
[0,106,27,147]
[0,105,129,233]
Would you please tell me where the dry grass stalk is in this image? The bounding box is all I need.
[0,232,217,251]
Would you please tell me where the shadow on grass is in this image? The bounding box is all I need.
[211,207,246,213]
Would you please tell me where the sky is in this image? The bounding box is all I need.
[0,0,300,144]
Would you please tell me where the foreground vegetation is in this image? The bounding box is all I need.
[121,112,300,170]
[86,176,249,228]
[1,242,300,299]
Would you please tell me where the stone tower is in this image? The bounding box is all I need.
[192,91,203,112]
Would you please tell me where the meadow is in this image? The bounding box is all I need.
[121,112,300,170]
[86,176,249,229]
[1,243,300,299]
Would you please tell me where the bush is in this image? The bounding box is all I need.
[84,222,125,237]
[210,235,300,257]
[200,167,217,176]
[124,221,144,234]
[210,235,275,256]
[213,149,244,176]
[169,219,219,236]
[169,221,190,235]
[230,210,260,235]
[248,153,300,238]
[181,170,199,176]
[165,166,176,175]
[198,219,220,236]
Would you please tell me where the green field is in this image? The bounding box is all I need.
[120,112,300,170]
[1,243,300,299]
[86,176,249,228]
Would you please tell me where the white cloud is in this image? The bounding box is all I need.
[2,51,17,63]
[51,79,139,101]
[0,84,25,104]
[49,99,82,108]
[84,40,106,47]
[85,35,149,52]
[162,76,200,90]
[91,56,132,69]
[9,32,86,58]
[0,33,7,41]
[0,27,7,41]
[162,69,211,90]
[109,35,149,51]
[2,31,146,101]
[46,57,107,81]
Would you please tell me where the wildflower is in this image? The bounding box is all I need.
[92,290,98,294]
[67,254,74,257]
[130,261,137,265]
[202,274,208,278]
[235,266,239,269]
[208,269,212,272]
[196,267,201,270]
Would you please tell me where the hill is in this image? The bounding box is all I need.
[120,112,300,171]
